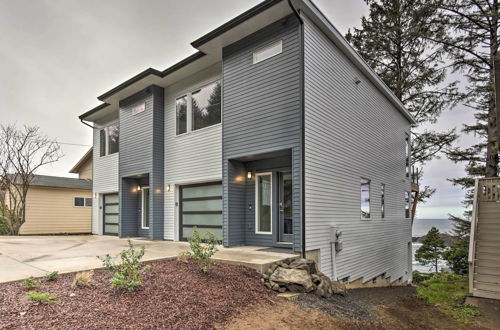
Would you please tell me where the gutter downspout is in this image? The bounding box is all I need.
[288,0,306,257]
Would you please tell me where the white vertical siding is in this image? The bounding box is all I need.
[303,16,412,283]
[164,64,223,240]
[92,123,119,234]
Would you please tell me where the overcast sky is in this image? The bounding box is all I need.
[0,0,477,219]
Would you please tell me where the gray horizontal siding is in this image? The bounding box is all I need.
[303,15,412,282]
[222,14,302,251]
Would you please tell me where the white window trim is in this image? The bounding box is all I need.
[253,40,283,64]
[175,79,222,136]
[255,172,273,235]
[74,196,91,208]
[141,187,150,229]
[99,120,119,157]
[360,178,371,220]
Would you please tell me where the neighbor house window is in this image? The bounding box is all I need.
[131,102,146,115]
[256,173,272,234]
[361,178,371,219]
[253,40,282,64]
[192,81,221,131]
[405,134,410,177]
[74,197,92,207]
[175,80,221,135]
[99,124,119,156]
[176,96,187,135]
[405,191,411,218]
[381,183,385,218]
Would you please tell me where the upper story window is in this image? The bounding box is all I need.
[405,191,411,219]
[131,102,146,115]
[360,178,371,219]
[100,124,119,156]
[175,80,221,135]
[381,183,385,218]
[253,40,282,64]
[405,134,410,177]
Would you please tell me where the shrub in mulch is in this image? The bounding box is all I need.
[0,259,278,329]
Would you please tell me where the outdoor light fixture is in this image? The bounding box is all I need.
[166,184,171,192]
[137,185,142,191]
[247,171,252,180]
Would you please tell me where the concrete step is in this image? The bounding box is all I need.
[475,273,500,284]
[475,266,500,276]
[474,281,500,293]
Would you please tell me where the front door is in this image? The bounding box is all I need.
[278,172,293,243]
[103,193,119,235]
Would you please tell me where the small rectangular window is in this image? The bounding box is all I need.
[361,178,371,219]
[74,197,84,207]
[131,102,146,115]
[253,40,282,64]
[405,191,411,219]
[381,184,385,218]
[405,135,410,177]
[192,81,221,131]
[176,96,187,135]
[85,198,92,207]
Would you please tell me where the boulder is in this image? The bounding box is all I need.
[315,276,333,298]
[331,281,347,296]
[270,267,315,292]
[289,258,318,274]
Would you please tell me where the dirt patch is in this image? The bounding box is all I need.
[0,259,277,329]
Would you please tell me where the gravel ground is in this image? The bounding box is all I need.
[0,259,276,329]
[296,286,417,320]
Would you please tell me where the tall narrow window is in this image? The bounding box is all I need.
[99,129,106,156]
[405,191,411,219]
[142,187,150,229]
[176,96,187,135]
[361,178,371,219]
[192,81,221,131]
[405,135,410,177]
[256,173,272,234]
[99,124,119,156]
[381,184,385,218]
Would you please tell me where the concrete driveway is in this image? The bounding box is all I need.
[0,235,295,283]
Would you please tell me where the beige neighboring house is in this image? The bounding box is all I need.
[19,149,93,235]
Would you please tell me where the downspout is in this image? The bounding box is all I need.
[288,0,306,257]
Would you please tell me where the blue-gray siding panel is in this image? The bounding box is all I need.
[303,15,412,282]
[222,14,302,251]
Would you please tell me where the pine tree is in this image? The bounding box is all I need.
[415,227,446,273]
[346,0,460,212]
[442,215,471,275]
[433,0,500,212]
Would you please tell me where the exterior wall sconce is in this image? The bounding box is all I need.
[247,171,253,180]
[93,193,97,199]
[137,185,142,191]
[166,184,171,192]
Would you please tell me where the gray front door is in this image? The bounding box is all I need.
[103,193,119,235]
[278,172,293,243]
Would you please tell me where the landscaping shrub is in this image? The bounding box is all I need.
[186,230,220,273]
[412,271,434,284]
[72,270,94,287]
[21,276,41,289]
[417,273,480,323]
[44,271,59,281]
[98,240,150,291]
[27,291,58,304]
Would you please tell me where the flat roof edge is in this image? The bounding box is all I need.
[79,103,110,120]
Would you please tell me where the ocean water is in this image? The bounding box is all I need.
[412,218,455,273]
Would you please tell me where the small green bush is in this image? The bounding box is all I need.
[44,271,58,281]
[412,270,434,284]
[27,291,58,304]
[186,230,220,273]
[417,273,480,323]
[98,240,150,291]
[22,276,41,289]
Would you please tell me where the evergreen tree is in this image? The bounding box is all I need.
[346,0,460,213]
[415,227,446,273]
[433,0,499,212]
[443,215,471,275]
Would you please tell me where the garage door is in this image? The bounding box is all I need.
[103,193,119,235]
[179,182,222,240]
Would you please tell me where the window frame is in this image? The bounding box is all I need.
[405,134,411,178]
[141,186,150,229]
[175,79,222,136]
[253,40,283,64]
[381,183,385,219]
[99,122,119,157]
[255,172,273,235]
[74,197,92,208]
[360,178,371,220]
[405,191,411,219]
[131,101,146,115]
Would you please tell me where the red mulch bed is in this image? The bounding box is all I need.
[0,259,277,329]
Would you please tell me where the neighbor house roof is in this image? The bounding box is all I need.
[30,175,92,190]
[69,148,93,174]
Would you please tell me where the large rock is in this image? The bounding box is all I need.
[315,275,333,298]
[270,267,315,292]
[331,280,347,296]
[288,258,318,274]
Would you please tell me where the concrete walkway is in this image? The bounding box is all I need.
[0,235,296,283]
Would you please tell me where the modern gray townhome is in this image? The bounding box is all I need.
[79,0,416,284]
